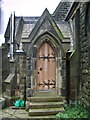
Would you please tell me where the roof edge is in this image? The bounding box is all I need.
[65,2,79,20]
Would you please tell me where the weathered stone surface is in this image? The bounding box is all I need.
[53,1,72,21]
[79,3,90,108]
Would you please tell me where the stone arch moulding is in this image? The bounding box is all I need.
[26,31,66,96]
[28,31,65,57]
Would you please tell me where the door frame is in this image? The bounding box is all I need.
[27,32,65,96]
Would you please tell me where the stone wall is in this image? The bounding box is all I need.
[69,50,78,100]
[15,52,26,100]
[68,7,81,101]
[79,3,90,109]
[2,44,10,91]
[67,2,90,109]
[2,44,10,81]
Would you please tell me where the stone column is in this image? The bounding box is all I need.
[26,56,34,97]
[17,52,26,100]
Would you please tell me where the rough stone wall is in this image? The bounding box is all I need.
[2,44,10,81]
[79,3,90,109]
[68,8,81,101]
[16,52,26,100]
[2,44,10,91]
[69,50,78,100]
[61,58,66,96]
[5,58,17,98]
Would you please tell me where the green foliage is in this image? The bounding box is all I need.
[56,104,90,119]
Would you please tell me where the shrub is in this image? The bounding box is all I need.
[56,104,90,119]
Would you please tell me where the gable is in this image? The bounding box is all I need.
[28,8,64,43]
[30,17,60,42]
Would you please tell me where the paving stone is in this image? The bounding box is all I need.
[0,107,28,119]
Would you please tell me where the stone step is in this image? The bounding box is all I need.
[30,102,64,109]
[35,90,57,96]
[27,96,65,102]
[28,115,56,119]
[28,95,65,118]
[29,107,64,116]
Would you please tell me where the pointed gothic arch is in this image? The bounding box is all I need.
[26,32,66,95]
[27,31,65,57]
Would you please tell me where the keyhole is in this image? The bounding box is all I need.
[40,67,42,71]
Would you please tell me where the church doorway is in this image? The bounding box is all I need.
[36,42,56,90]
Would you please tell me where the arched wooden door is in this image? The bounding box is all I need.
[36,42,56,90]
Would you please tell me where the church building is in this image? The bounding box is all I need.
[1,0,90,117]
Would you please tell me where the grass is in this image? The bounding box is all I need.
[56,104,90,119]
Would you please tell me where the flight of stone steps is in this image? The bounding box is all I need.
[26,91,66,119]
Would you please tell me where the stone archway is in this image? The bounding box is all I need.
[26,32,65,96]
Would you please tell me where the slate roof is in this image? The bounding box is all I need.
[22,17,39,38]
[15,17,40,39]
[5,0,73,43]
[15,16,72,41]
[55,21,72,39]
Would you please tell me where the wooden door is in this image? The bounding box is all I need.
[36,42,56,90]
